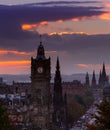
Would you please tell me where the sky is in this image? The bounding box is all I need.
[0,0,110,75]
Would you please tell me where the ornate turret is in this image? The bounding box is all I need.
[85,72,90,87]
[36,41,46,59]
[92,70,96,87]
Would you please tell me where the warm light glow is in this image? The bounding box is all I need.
[0,60,30,65]
[103,2,110,8]
[49,32,57,36]
[72,18,80,22]
[72,15,97,22]
[0,60,30,74]
[99,12,110,20]
[40,21,48,26]
[57,20,63,23]
[77,64,88,67]
[0,50,31,55]
[49,31,87,36]
[22,24,37,30]
[77,64,110,71]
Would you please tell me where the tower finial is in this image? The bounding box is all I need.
[36,35,45,59]
[56,56,60,70]
[40,34,42,45]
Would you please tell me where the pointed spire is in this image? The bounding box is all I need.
[99,70,102,85]
[101,62,108,86]
[56,57,60,71]
[36,35,45,59]
[55,57,61,81]
[102,62,106,77]
[86,72,89,78]
[92,70,95,78]
[40,34,42,45]
[85,72,90,87]
[92,70,96,87]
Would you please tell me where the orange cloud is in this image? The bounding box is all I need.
[22,24,37,30]
[103,2,110,8]
[72,16,90,21]
[0,60,30,65]
[22,21,48,31]
[0,50,31,55]
[49,31,87,36]
[99,12,110,20]
[57,20,63,23]
[40,21,48,26]
[0,60,31,74]
[77,64,88,67]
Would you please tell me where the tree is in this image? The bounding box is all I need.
[86,100,110,130]
[0,101,10,130]
[0,101,20,130]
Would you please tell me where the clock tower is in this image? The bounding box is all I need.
[30,41,52,130]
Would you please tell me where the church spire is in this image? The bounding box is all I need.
[36,35,45,59]
[40,34,42,45]
[99,70,102,86]
[102,62,106,78]
[85,72,90,87]
[56,57,60,72]
[101,63,108,86]
[92,70,96,87]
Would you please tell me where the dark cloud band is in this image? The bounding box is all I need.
[0,2,105,39]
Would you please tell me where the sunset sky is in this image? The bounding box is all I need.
[0,0,110,75]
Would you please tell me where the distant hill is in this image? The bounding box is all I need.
[0,73,102,85]
[0,74,30,85]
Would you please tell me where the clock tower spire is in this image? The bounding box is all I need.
[30,38,52,130]
[36,35,45,59]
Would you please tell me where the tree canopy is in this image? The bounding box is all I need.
[87,100,110,130]
[0,101,10,130]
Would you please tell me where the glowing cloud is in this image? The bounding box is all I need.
[0,60,30,65]
[0,60,30,74]
[103,2,110,8]
[57,20,63,23]
[22,24,37,30]
[72,15,97,22]
[77,64,110,71]
[77,64,88,67]
[0,50,31,55]
[49,31,88,36]
[99,12,110,20]
[40,21,48,26]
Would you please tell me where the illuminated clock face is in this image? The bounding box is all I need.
[37,67,43,73]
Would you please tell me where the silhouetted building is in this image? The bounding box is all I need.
[53,57,68,130]
[30,41,52,130]
[91,70,96,87]
[85,72,90,87]
[103,83,110,101]
[98,70,102,86]
[99,63,108,87]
